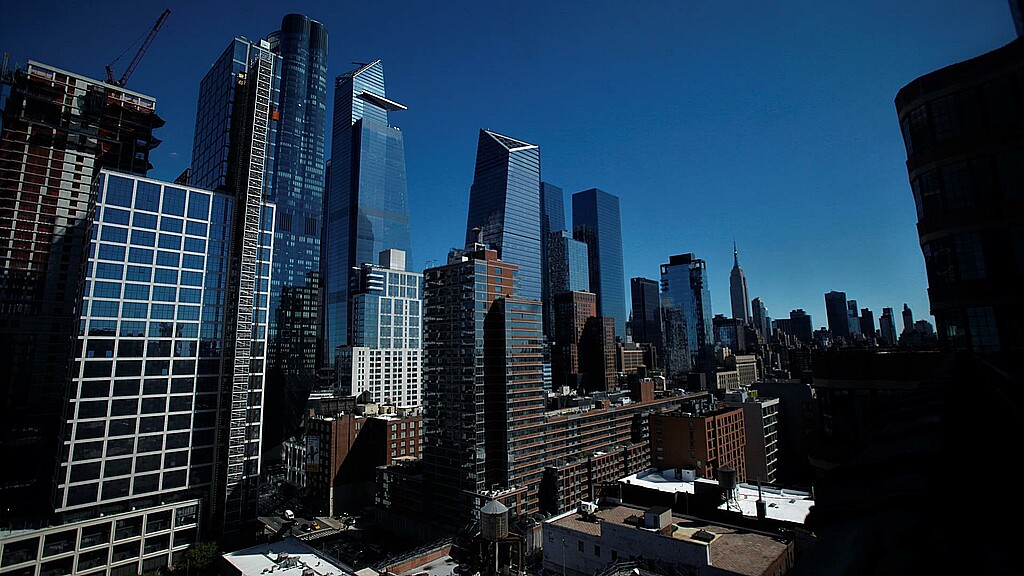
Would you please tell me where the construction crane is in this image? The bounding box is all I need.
[104,8,170,87]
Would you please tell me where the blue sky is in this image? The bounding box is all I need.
[1,1,1015,331]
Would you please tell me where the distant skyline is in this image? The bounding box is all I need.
[1,0,1015,327]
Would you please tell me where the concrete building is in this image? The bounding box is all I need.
[721,390,780,484]
[543,503,794,576]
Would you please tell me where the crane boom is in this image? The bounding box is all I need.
[105,8,170,87]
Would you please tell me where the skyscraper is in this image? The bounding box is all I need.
[422,241,544,526]
[630,277,663,355]
[660,253,714,382]
[546,230,589,336]
[879,307,897,346]
[324,60,411,363]
[789,309,814,344]
[0,60,164,517]
[551,290,598,389]
[540,182,565,336]
[860,308,876,339]
[846,300,861,337]
[824,291,850,340]
[464,129,542,302]
[902,303,914,335]
[190,14,329,462]
[729,243,750,322]
[338,249,423,407]
[572,188,626,336]
[751,297,770,339]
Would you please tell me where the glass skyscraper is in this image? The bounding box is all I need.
[660,253,714,382]
[191,14,328,457]
[540,182,565,336]
[324,60,410,363]
[572,188,626,337]
[630,277,663,353]
[465,129,542,302]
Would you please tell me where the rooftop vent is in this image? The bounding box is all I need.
[692,529,716,543]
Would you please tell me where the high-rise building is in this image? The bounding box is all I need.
[464,129,542,302]
[729,243,750,322]
[713,314,746,353]
[896,36,1023,363]
[580,316,617,392]
[721,389,780,484]
[572,188,626,336]
[789,309,813,344]
[337,249,422,407]
[630,277,663,355]
[0,60,164,518]
[546,230,589,336]
[860,308,876,339]
[540,182,565,336]
[751,297,770,339]
[421,241,545,526]
[1012,0,1024,37]
[824,291,850,340]
[190,14,329,462]
[324,60,411,363]
[846,300,860,337]
[879,307,897,346]
[901,303,914,335]
[551,291,598,389]
[660,253,714,381]
[650,408,746,480]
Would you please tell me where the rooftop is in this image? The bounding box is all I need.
[620,469,813,525]
[547,504,791,576]
[223,537,352,576]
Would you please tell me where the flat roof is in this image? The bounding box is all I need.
[223,537,352,576]
[546,504,790,576]
[620,469,813,525]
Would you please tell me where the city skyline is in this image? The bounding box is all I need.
[2,1,1013,331]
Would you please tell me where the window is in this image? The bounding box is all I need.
[578,540,584,552]
[594,544,601,557]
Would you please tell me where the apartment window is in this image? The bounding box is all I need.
[578,540,584,552]
[594,545,601,557]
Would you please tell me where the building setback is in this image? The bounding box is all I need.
[729,243,750,323]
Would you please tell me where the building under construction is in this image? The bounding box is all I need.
[0,60,164,519]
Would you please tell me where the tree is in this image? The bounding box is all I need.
[171,541,219,576]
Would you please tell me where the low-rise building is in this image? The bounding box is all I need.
[542,503,794,576]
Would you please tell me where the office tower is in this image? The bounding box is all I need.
[547,230,589,336]
[824,291,850,340]
[846,300,860,337]
[191,17,328,455]
[713,314,746,353]
[879,307,897,346]
[752,297,770,339]
[630,277,664,355]
[789,309,813,344]
[572,188,626,336]
[551,291,598,389]
[660,253,714,381]
[0,61,164,517]
[464,129,541,303]
[338,249,423,407]
[422,241,545,526]
[729,243,750,322]
[540,182,565,336]
[324,60,411,364]
[897,37,1023,362]
[860,308,876,339]
[901,303,914,335]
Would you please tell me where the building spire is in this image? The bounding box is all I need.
[733,241,739,268]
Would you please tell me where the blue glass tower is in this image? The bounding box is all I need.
[572,188,626,336]
[660,253,714,382]
[191,15,329,462]
[465,129,542,302]
[323,60,410,362]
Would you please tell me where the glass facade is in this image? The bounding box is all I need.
[824,291,850,339]
[0,62,163,516]
[547,230,589,337]
[540,182,565,337]
[660,254,713,381]
[572,188,626,336]
[630,277,663,353]
[465,129,542,303]
[324,60,411,361]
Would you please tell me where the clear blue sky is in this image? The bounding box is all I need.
[1,1,1015,331]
